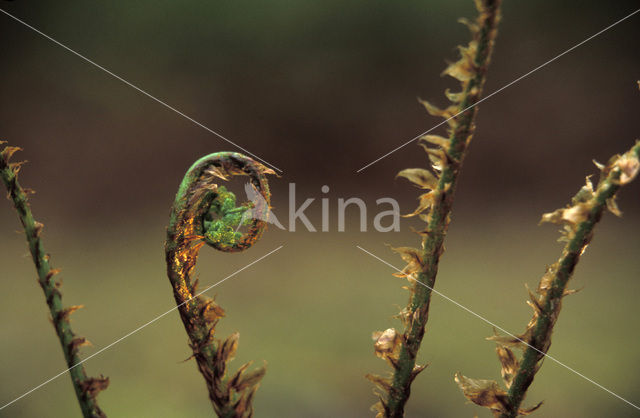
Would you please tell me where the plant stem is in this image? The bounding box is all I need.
[165,152,273,417]
[379,2,503,416]
[499,141,640,417]
[0,143,108,418]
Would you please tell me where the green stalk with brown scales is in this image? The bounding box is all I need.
[366,1,503,416]
[455,141,640,417]
[165,152,276,417]
[0,142,108,418]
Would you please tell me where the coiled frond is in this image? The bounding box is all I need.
[165,152,275,417]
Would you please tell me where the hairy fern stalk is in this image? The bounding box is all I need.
[366,1,503,416]
[0,142,108,418]
[455,141,640,417]
[165,152,275,417]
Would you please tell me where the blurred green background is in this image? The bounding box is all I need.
[1,0,639,417]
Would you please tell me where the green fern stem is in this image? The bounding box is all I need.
[0,143,108,418]
[384,1,502,416]
[165,152,274,417]
[499,141,640,417]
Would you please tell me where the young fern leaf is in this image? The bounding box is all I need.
[368,1,503,416]
[165,152,275,417]
[456,141,640,417]
[0,142,108,418]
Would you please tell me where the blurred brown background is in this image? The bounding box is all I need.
[1,1,639,417]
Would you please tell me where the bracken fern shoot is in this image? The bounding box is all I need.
[165,152,275,417]
[366,1,503,416]
[455,141,640,417]
[0,142,109,418]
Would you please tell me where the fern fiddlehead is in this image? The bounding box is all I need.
[165,152,275,417]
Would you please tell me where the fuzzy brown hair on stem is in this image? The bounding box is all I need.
[366,1,503,416]
[455,141,640,417]
[165,152,276,417]
[0,142,109,418]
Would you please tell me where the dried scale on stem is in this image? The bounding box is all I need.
[0,142,109,418]
[165,152,276,417]
[366,1,503,416]
[455,141,640,417]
